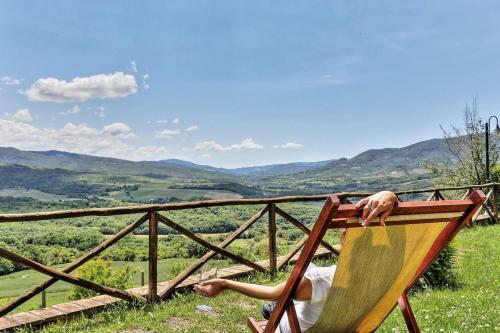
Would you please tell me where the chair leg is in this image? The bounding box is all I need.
[398,293,420,333]
[286,301,302,333]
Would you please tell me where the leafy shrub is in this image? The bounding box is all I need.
[413,245,458,291]
[70,259,136,300]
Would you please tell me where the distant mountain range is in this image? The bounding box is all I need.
[0,137,466,201]
[157,158,335,177]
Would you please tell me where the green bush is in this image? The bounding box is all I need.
[413,245,458,291]
[70,259,136,300]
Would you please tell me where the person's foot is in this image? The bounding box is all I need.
[261,302,276,320]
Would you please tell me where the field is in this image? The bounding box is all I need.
[12,224,498,333]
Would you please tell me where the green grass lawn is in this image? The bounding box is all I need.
[19,224,498,333]
[0,258,200,314]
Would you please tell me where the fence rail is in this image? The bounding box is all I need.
[0,183,498,327]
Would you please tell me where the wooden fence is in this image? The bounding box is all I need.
[0,183,498,324]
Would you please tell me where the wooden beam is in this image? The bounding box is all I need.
[472,189,493,222]
[0,248,145,303]
[492,184,499,224]
[461,189,472,200]
[148,211,158,302]
[286,300,301,333]
[398,293,420,333]
[2,183,498,223]
[0,214,149,316]
[435,190,448,201]
[158,215,266,273]
[0,194,338,222]
[276,206,340,256]
[159,206,268,299]
[268,204,277,276]
[263,195,340,333]
[277,237,308,270]
[407,190,486,290]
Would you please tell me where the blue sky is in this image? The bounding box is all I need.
[1,1,499,167]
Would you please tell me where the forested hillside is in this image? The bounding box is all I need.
[0,137,455,201]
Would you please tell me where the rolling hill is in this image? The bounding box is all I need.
[158,158,335,177]
[0,136,464,201]
[256,138,454,195]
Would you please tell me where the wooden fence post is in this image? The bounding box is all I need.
[41,289,46,309]
[268,203,277,277]
[148,211,158,302]
[492,184,499,224]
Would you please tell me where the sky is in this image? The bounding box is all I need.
[1,1,500,168]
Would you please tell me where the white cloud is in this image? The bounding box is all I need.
[195,141,226,151]
[103,122,136,138]
[172,117,180,124]
[195,138,263,152]
[232,138,263,150]
[201,153,212,159]
[131,61,138,73]
[7,109,34,122]
[186,125,198,132]
[0,117,165,161]
[59,105,81,116]
[273,142,303,149]
[155,129,181,138]
[142,74,150,90]
[0,76,22,86]
[24,72,138,103]
[156,119,168,124]
[94,106,106,118]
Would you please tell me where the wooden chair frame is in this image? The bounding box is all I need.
[248,190,486,333]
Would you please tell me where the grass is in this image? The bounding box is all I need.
[16,224,498,333]
[0,258,201,313]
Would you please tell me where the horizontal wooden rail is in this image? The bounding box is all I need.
[0,183,497,222]
[0,195,333,222]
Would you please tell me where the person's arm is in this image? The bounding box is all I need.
[195,191,398,301]
[194,276,312,301]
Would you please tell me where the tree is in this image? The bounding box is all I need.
[425,99,499,185]
[70,259,136,300]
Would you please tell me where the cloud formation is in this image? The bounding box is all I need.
[94,106,106,118]
[273,142,303,149]
[186,125,198,132]
[24,72,137,102]
[195,138,263,152]
[6,109,34,122]
[60,105,81,116]
[155,129,181,138]
[142,74,150,90]
[0,76,22,86]
[103,122,136,138]
[0,117,165,160]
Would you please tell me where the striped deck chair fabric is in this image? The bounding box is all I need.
[248,190,485,333]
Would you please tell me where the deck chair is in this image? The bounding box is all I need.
[248,190,486,333]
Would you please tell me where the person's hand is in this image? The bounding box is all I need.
[355,191,398,226]
[194,279,226,297]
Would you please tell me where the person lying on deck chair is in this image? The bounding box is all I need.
[194,190,399,333]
